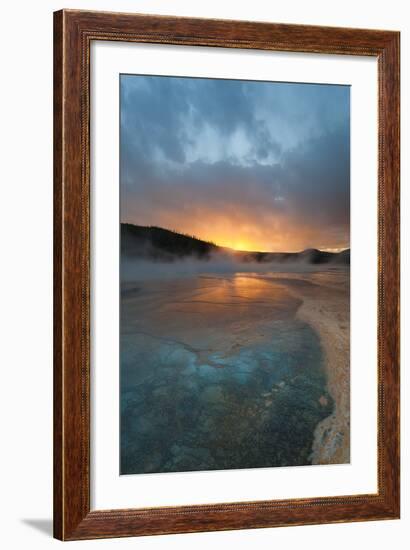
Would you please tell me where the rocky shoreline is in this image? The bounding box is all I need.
[282,273,350,464]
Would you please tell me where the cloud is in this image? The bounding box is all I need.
[120,75,350,252]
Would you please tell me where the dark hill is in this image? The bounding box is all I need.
[121,224,350,265]
[121,224,217,261]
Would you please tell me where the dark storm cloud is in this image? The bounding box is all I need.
[120,75,350,251]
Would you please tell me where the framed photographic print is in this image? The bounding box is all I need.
[54,9,400,540]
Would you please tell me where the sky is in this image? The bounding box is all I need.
[120,74,350,253]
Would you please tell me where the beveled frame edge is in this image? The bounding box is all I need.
[53,9,400,541]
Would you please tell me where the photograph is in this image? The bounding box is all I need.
[119,74,351,475]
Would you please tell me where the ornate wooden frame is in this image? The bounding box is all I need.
[53,9,400,540]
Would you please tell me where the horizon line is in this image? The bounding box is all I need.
[121,222,350,256]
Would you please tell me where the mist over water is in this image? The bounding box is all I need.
[120,265,334,474]
[120,255,339,282]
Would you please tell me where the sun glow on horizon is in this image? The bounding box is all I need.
[130,220,349,254]
[124,217,349,253]
[216,238,262,253]
[209,235,349,254]
[181,226,349,254]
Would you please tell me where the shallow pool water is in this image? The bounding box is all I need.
[120,273,333,474]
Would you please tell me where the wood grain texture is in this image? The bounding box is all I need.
[53,10,63,541]
[53,9,400,541]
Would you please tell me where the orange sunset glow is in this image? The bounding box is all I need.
[122,209,349,254]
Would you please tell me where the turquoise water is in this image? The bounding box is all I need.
[120,274,333,474]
